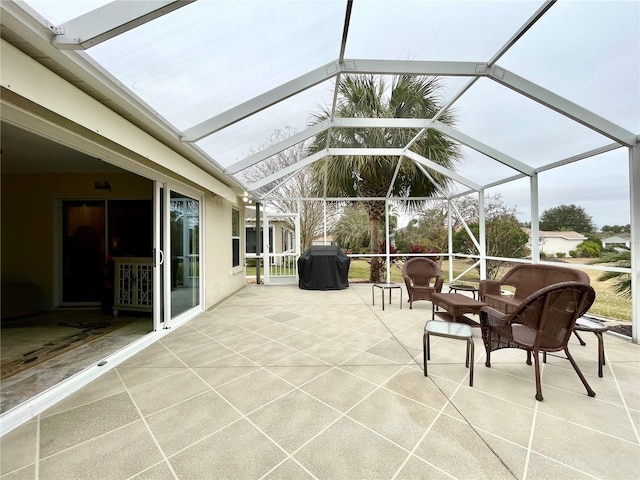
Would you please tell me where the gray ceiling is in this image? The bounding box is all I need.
[1,121,125,174]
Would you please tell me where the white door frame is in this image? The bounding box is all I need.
[262,212,300,285]
[152,181,207,330]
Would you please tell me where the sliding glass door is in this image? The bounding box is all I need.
[169,191,200,319]
[154,183,202,328]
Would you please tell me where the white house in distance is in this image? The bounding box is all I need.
[602,234,631,250]
[524,229,587,257]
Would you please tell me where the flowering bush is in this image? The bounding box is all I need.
[368,241,398,282]
[408,244,425,254]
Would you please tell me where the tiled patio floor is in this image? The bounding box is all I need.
[2,284,639,479]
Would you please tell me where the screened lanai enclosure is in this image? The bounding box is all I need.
[11,0,635,333]
[1,0,638,405]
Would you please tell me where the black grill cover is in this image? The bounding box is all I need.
[297,245,350,290]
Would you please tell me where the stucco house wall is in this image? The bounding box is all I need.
[1,39,245,312]
[524,229,587,257]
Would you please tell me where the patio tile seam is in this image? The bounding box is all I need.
[238,364,434,461]
[375,379,471,419]
[534,377,639,412]
[110,368,181,479]
[130,460,173,479]
[153,365,415,475]
[140,388,217,420]
[534,409,640,446]
[391,371,520,480]
[36,417,145,463]
[1,462,36,479]
[274,383,417,461]
[144,363,297,463]
[397,453,461,480]
[34,414,40,477]
[353,291,440,369]
[182,350,261,370]
[606,365,640,445]
[260,455,319,480]
[162,416,248,460]
[527,449,622,480]
[115,363,197,391]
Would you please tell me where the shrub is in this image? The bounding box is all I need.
[408,244,425,254]
[569,250,578,258]
[556,252,566,258]
[576,240,601,258]
[540,251,548,259]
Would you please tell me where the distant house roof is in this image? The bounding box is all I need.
[522,228,587,240]
[602,235,631,244]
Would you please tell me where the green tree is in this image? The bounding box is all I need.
[395,206,447,253]
[602,224,630,234]
[450,193,516,230]
[539,204,595,234]
[331,203,371,252]
[309,75,461,281]
[453,215,530,279]
[238,127,338,251]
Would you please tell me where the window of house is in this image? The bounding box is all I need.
[232,208,240,267]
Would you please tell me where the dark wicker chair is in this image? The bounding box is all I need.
[480,281,596,401]
[479,264,590,314]
[402,258,444,309]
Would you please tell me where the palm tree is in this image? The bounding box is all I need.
[592,251,631,298]
[309,74,461,281]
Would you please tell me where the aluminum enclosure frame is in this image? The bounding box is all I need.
[2,0,638,345]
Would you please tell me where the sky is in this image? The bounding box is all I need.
[25,0,640,229]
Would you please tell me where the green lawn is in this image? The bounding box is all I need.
[247,257,631,322]
[346,258,631,322]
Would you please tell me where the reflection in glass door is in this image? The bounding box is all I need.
[62,200,105,303]
[169,191,200,318]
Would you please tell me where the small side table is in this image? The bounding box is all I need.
[423,320,475,386]
[372,283,402,311]
[575,316,610,377]
[448,283,479,300]
[542,317,610,377]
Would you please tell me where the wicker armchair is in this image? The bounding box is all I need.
[402,258,444,309]
[479,264,590,314]
[480,281,596,401]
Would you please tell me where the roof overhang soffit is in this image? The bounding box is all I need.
[50,0,195,50]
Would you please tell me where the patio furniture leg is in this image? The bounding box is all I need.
[465,341,470,368]
[423,333,429,376]
[468,339,474,387]
[573,330,587,346]
[533,350,543,401]
[596,331,605,377]
[481,324,492,367]
[565,347,596,397]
